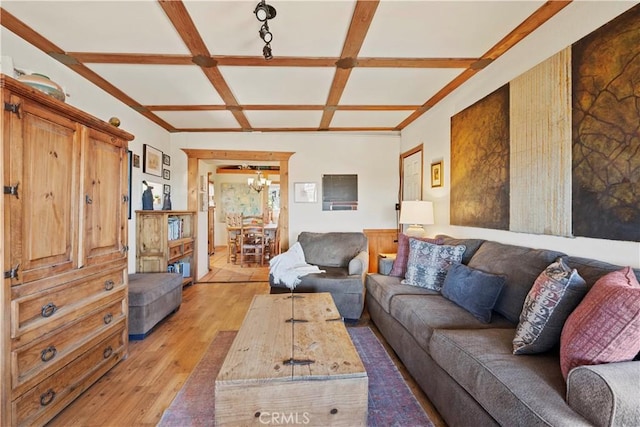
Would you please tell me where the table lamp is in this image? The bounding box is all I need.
[399,200,434,237]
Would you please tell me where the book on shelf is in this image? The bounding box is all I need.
[168,217,184,240]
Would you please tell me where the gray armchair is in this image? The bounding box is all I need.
[270,231,369,320]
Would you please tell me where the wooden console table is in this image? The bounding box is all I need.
[215,293,368,426]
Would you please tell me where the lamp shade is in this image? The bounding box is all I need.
[399,200,434,225]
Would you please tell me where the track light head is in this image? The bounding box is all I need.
[254,1,276,22]
[259,24,273,43]
[263,44,273,60]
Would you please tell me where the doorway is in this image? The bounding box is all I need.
[181,149,294,281]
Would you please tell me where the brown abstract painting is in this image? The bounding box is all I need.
[451,85,510,230]
[572,4,640,242]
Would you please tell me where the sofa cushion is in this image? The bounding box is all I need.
[435,235,486,264]
[297,232,367,267]
[467,241,565,323]
[389,294,513,354]
[389,233,444,277]
[365,273,438,313]
[513,258,588,355]
[402,240,466,291]
[430,328,591,426]
[441,263,506,323]
[560,267,640,379]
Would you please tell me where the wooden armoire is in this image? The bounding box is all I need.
[1,75,134,426]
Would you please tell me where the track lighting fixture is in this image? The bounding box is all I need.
[253,1,276,60]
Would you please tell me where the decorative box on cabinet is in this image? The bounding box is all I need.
[136,210,197,287]
[1,74,134,427]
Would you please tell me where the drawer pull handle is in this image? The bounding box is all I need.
[103,346,113,359]
[40,389,56,406]
[41,302,57,318]
[40,346,57,362]
[104,280,115,291]
[104,313,113,324]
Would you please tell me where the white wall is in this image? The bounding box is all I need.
[400,1,640,268]
[1,28,172,273]
[170,132,400,277]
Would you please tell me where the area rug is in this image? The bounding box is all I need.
[158,327,434,426]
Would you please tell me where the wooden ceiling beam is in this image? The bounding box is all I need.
[158,0,252,129]
[146,104,419,111]
[321,0,380,129]
[69,52,477,69]
[397,0,573,130]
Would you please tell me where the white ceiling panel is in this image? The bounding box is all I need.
[219,66,335,104]
[341,67,463,105]
[87,64,224,105]
[186,0,355,57]
[361,1,545,58]
[155,110,240,129]
[244,110,323,128]
[2,1,189,54]
[331,110,412,128]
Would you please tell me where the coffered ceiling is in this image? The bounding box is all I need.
[1,0,572,133]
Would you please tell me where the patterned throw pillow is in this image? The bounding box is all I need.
[401,240,466,291]
[513,258,587,355]
[389,233,444,277]
[560,267,640,380]
[441,263,506,323]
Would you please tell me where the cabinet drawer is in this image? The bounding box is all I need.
[12,327,126,427]
[12,268,125,341]
[13,297,126,394]
[168,244,182,259]
[183,240,194,254]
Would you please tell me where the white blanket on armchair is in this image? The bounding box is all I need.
[269,242,324,290]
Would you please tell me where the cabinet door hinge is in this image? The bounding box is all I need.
[4,102,21,117]
[4,184,19,199]
[121,245,129,254]
[4,263,20,280]
[122,195,129,203]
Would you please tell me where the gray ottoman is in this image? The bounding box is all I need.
[128,273,183,340]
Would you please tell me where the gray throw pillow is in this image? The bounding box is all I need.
[441,263,506,323]
[513,258,587,355]
[402,240,466,291]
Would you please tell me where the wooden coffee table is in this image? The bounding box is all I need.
[215,293,368,426]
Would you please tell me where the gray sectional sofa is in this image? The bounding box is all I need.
[270,231,369,320]
[366,236,640,426]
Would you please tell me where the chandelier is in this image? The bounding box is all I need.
[248,171,271,193]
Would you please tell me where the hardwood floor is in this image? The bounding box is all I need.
[199,246,270,282]
[47,248,446,427]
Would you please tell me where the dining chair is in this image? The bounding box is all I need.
[226,213,242,264]
[240,215,266,267]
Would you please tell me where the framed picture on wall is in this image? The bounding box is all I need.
[162,153,171,166]
[143,144,163,177]
[163,168,170,180]
[294,182,317,203]
[163,184,171,194]
[431,160,443,188]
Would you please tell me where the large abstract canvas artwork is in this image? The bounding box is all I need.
[572,5,640,242]
[451,85,510,230]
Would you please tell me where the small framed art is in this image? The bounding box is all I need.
[143,144,163,177]
[294,182,318,203]
[431,160,443,188]
[163,184,171,194]
[163,168,170,180]
[132,154,140,168]
[163,154,171,166]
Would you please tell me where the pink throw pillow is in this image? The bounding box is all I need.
[389,233,444,277]
[559,267,640,380]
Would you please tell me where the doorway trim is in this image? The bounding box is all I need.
[181,148,294,254]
